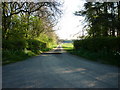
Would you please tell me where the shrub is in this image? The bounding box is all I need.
[2,39,27,50]
[74,37,120,54]
[27,39,46,53]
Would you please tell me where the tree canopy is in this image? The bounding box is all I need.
[2,1,62,40]
[75,2,120,38]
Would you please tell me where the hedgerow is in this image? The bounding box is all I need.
[74,37,120,54]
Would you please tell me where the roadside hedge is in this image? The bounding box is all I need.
[27,39,46,52]
[3,39,27,50]
[3,39,47,52]
[74,37,120,53]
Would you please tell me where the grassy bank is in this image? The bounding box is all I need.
[2,44,57,65]
[62,43,119,67]
[2,50,35,65]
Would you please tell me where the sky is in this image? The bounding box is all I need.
[55,0,86,40]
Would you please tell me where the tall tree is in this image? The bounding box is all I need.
[75,2,120,38]
[2,1,62,39]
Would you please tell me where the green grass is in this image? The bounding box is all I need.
[62,43,119,67]
[61,43,74,52]
[2,44,58,65]
[2,49,36,65]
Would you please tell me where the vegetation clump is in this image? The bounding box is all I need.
[72,2,120,67]
[2,2,61,65]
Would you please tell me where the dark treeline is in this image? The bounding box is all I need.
[74,2,120,66]
[2,1,62,65]
[75,2,120,37]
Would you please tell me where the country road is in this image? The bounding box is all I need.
[2,45,119,88]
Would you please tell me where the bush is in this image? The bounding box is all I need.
[27,39,46,53]
[3,39,27,50]
[74,37,120,54]
[73,37,120,66]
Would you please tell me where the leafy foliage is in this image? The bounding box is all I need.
[3,39,27,50]
[73,2,120,66]
[74,37,120,54]
[75,2,120,37]
[27,39,46,54]
[2,2,61,65]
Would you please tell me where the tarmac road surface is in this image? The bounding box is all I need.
[2,45,119,88]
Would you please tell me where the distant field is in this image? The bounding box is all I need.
[61,43,74,51]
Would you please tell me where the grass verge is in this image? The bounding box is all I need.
[2,50,36,65]
[2,44,58,65]
[62,43,120,67]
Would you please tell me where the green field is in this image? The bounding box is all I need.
[61,43,74,51]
